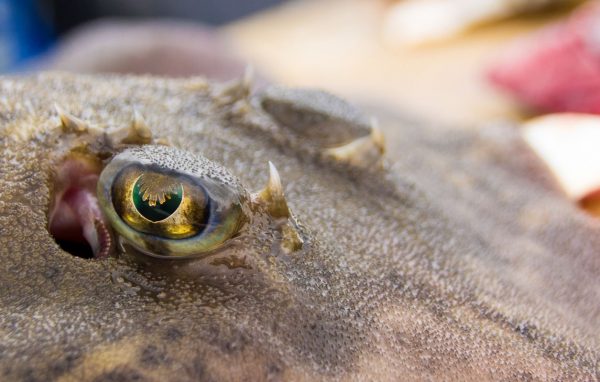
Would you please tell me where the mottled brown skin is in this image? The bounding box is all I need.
[0,73,598,381]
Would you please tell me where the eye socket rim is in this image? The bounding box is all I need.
[97,149,248,259]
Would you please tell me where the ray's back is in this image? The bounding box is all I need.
[0,73,598,381]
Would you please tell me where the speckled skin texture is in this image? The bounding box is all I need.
[0,73,598,381]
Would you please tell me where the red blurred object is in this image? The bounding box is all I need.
[488,3,600,114]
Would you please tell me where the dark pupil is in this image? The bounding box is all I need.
[132,179,183,222]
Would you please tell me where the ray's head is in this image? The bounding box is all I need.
[3,74,598,381]
[48,85,380,268]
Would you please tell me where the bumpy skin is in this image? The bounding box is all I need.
[0,73,598,381]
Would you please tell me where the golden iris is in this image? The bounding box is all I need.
[111,165,211,240]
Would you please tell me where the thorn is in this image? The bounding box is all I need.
[243,64,254,90]
[121,110,153,144]
[282,222,304,252]
[252,162,303,253]
[254,162,291,219]
[324,119,386,168]
[213,65,254,106]
[281,222,303,253]
[370,118,386,154]
[55,104,88,133]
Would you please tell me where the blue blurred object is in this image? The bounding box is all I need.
[0,0,55,71]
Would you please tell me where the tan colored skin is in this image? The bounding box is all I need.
[0,73,598,381]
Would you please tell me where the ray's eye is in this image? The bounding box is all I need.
[97,146,247,259]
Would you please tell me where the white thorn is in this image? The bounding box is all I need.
[255,161,290,219]
[267,161,283,198]
[119,110,153,144]
[55,104,88,133]
[325,121,386,168]
[370,118,386,154]
[131,110,152,142]
[243,64,255,90]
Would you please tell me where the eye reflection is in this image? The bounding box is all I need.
[132,174,183,222]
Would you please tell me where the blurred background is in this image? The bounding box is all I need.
[0,0,287,65]
[2,0,600,211]
[0,0,594,125]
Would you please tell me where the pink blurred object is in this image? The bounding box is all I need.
[488,3,600,114]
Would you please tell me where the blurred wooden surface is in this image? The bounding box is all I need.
[225,0,572,127]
